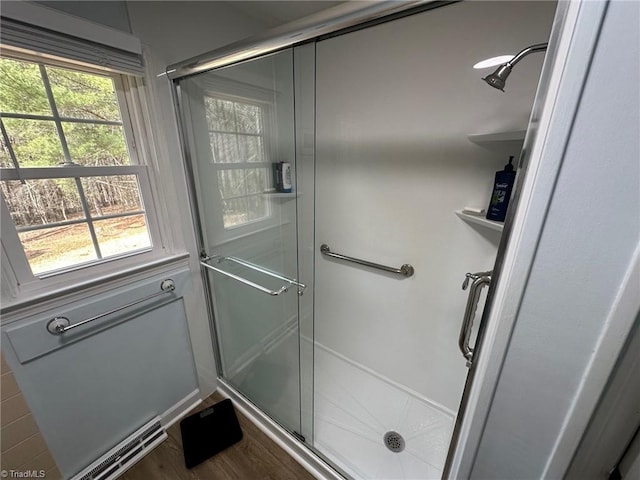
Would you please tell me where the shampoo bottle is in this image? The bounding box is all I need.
[281,162,292,193]
[486,156,516,222]
[272,162,293,193]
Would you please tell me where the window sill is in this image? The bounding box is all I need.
[1,252,190,319]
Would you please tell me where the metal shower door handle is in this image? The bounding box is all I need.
[459,270,492,367]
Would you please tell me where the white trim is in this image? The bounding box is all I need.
[0,1,141,55]
[0,196,34,280]
[159,389,202,430]
[0,253,189,319]
[0,165,147,181]
[544,243,640,477]
[1,242,19,299]
[447,1,605,477]
[119,75,173,254]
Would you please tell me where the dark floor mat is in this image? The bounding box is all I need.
[180,398,243,469]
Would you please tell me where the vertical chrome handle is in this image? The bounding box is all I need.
[459,271,492,367]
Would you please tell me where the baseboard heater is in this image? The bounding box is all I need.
[71,417,167,480]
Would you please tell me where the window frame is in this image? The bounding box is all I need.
[0,53,167,301]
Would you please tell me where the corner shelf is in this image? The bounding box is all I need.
[468,130,526,151]
[263,192,297,199]
[455,210,504,233]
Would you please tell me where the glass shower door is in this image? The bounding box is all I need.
[177,49,306,436]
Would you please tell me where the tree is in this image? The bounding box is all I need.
[0,57,139,226]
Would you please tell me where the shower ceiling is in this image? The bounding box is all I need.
[224,1,345,27]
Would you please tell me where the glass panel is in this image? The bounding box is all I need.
[210,132,239,163]
[64,123,130,166]
[245,167,268,194]
[94,214,151,258]
[46,66,121,122]
[80,175,143,217]
[238,135,263,162]
[222,197,248,228]
[0,57,50,116]
[2,179,82,228]
[235,103,262,134]
[247,194,268,221]
[217,169,246,199]
[205,97,236,132]
[2,118,65,167]
[18,223,97,275]
[180,48,303,436]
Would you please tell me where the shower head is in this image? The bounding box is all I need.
[482,64,512,92]
[481,43,548,92]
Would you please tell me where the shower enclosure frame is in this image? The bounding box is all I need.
[166,0,581,477]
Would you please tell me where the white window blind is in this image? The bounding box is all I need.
[0,18,144,76]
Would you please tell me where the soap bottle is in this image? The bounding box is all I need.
[271,162,293,193]
[486,156,516,222]
[281,162,292,193]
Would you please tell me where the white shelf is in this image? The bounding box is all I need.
[455,210,504,233]
[263,192,296,199]
[468,130,526,151]
[468,129,526,144]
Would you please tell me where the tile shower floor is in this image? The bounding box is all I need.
[313,346,455,479]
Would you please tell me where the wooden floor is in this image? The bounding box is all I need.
[121,392,315,480]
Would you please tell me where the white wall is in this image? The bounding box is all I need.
[314,1,556,411]
[126,1,272,395]
[470,0,640,476]
[1,263,198,478]
[34,1,132,32]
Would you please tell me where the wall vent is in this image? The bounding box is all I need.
[71,417,167,480]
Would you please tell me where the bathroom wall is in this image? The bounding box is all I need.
[1,265,199,478]
[1,354,61,479]
[313,1,557,411]
[33,1,131,32]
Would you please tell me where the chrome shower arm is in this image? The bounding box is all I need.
[508,42,548,67]
[482,42,549,91]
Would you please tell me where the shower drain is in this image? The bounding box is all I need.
[383,431,405,453]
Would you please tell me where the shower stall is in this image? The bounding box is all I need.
[169,1,558,478]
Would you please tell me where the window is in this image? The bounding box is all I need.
[0,55,160,279]
[204,95,271,229]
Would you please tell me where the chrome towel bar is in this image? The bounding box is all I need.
[46,279,176,335]
[320,244,415,277]
[221,256,306,290]
[200,255,304,296]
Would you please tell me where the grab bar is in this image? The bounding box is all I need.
[46,279,176,335]
[200,256,289,297]
[320,244,414,277]
[459,270,492,366]
[221,256,306,290]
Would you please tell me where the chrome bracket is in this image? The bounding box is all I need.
[46,316,70,335]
